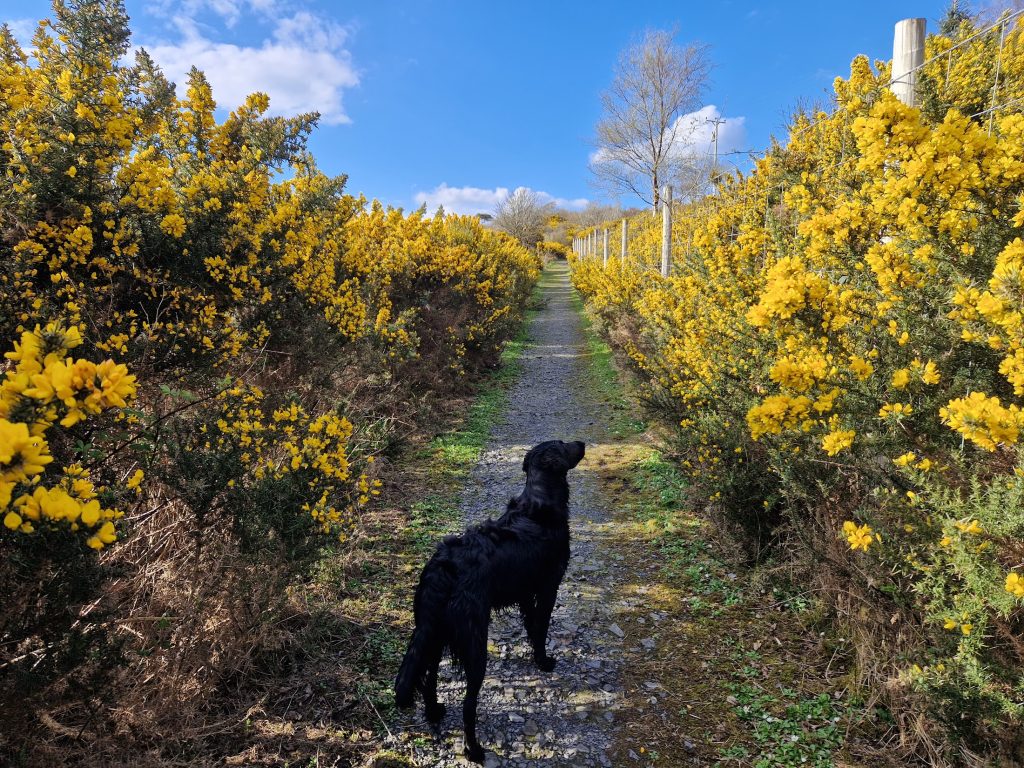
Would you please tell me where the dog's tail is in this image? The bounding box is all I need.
[394,625,428,708]
[395,558,454,708]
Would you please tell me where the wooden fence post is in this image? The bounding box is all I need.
[661,185,672,277]
[891,18,926,106]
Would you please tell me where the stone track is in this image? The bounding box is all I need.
[392,260,626,767]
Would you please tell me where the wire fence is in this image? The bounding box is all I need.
[573,8,1024,276]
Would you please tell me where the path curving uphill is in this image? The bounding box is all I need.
[394,260,625,767]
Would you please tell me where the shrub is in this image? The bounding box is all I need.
[571,16,1024,762]
[0,2,538,760]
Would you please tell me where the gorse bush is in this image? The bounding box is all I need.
[572,14,1024,764]
[539,240,572,259]
[0,1,538,759]
[1,321,133,548]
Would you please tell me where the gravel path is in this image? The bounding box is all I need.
[394,260,625,767]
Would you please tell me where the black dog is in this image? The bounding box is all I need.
[394,439,585,763]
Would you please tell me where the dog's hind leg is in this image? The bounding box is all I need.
[519,595,537,637]
[460,634,487,763]
[528,583,559,672]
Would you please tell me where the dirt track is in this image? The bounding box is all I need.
[392,260,627,767]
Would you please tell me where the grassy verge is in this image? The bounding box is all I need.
[570,290,859,767]
[604,452,853,767]
[569,290,645,440]
[334,270,543,765]
[403,321,532,556]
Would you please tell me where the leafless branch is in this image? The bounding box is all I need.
[590,29,712,208]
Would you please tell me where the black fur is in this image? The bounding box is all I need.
[394,439,585,763]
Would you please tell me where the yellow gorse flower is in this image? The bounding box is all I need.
[940,392,1024,451]
[1006,572,1024,598]
[821,428,855,456]
[0,419,52,483]
[879,402,913,419]
[125,469,144,492]
[954,519,983,535]
[894,451,917,467]
[843,520,875,552]
[0,324,135,547]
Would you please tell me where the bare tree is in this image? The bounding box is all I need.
[590,30,712,209]
[492,188,553,247]
[674,145,717,200]
[564,202,623,229]
[974,0,1024,26]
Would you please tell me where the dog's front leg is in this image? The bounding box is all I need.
[529,584,559,671]
[422,642,446,724]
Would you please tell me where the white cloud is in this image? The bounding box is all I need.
[185,0,247,26]
[273,10,349,50]
[138,3,358,125]
[590,105,746,166]
[414,184,509,215]
[667,105,746,162]
[4,18,37,46]
[536,190,590,210]
[414,184,589,216]
[146,0,277,28]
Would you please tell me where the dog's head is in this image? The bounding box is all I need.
[522,440,586,476]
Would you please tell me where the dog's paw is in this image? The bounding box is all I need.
[464,742,486,764]
[535,654,556,672]
[424,702,446,723]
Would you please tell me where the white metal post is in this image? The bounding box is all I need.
[621,218,628,262]
[603,228,609,267]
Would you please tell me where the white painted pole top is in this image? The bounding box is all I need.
[891,18,926,106]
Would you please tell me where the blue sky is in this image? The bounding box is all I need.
[6,0,954,213]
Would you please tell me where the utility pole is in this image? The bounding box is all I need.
[706,116,726,182]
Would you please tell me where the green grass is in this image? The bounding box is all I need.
[568,276,646,438]
[432,325,529,470]
[407,273,540,549]
[718,679,848,768]
[626,453,851,766]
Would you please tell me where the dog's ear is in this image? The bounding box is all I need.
[522,445,535,472]
[523,442,559,473]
